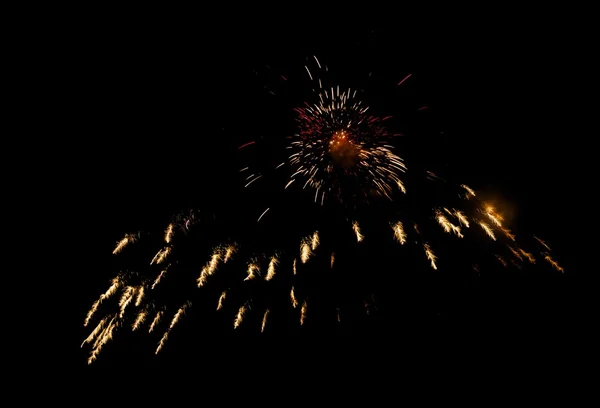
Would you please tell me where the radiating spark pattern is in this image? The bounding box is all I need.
[285,84,407,204]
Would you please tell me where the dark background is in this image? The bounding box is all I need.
[47,13,589,383]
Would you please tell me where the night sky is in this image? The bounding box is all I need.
[62,16,588,379]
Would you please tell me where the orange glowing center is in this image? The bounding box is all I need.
[330,129,350,146]
[329,129,360,169]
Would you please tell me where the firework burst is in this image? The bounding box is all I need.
[81,56,566,365]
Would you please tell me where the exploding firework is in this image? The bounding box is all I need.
[81,56,566,365]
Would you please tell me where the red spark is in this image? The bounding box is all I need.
[397,74,412,86]
[238,141,256,149]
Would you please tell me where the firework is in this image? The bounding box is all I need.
[81,57,566,365]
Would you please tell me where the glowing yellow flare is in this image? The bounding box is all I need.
[132,310,147,331]
[245,261,260,281]
[261,309,270,332]
[148,311,163,333]
[265,256,278,281]
[424,244,437,270]
[544,254,564,272]
[352,221,364,242]
[164,223,174,244]
[217,291,227,311]
[391,221,407,245]
[300,301,308,325]
[290,286,298,308]
[233,305,246,329]
[478,221,496,241]
[112,234,137,255]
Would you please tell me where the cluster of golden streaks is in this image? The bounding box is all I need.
[424,244,437,270]
[519,248,536,263]
[244,260,260,281]
[508,245,524,261]
[84,276,121,326]
[148,310,163,333]
[81,317,107,347]
[311,231,320,251]
[483,205,503,227]
[293,258,298,275]
[156,302,191,354]
[150,246,171,265]
[330,252,335,268]
[496,254,508,267]
[453,209,470,228]
[164,223,174,244]
[461,184,476,198]
[265,255,278,281]
[300,300,308,325]
[197,245,236,287]
[132,310,147,331]
[152,267,168,289]
[118,286,135,318]
[290,286,299,308]
[216,290,227,310]
[352,221,364,242]
[478,221,496,241]
[435,209,463,238]
[535,236,551,251]
[198,248,223,287]
[544,253,564,272]
[300,237,313,263]
[233,305,246,329]
[88,314,118,364]
[261,309,270,332]
[135,285,145,306]
[391,221,407,245]
[112,233,137,255]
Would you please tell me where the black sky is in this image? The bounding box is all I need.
[60,16,589,375]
